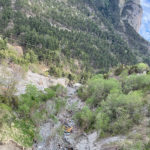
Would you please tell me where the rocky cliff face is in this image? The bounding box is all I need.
[121,0,143,32]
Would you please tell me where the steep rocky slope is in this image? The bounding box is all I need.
[0,0,150,73]
[121,0,142,32]
[0,41,150,150]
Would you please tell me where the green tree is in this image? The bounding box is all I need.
[25,49,38,63]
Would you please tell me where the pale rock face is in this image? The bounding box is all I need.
[15,71,68,95]
[121,0,143,32]
[119,0,126,9]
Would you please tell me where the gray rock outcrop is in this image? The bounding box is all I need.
[121,0,143,32]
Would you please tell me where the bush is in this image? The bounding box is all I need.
[0,103,35,147]
[95,112,110,137]
[120,141,148,150]
[96,91,143,136]
[128,65,139,75]
[50,84,67,97]
[123,74,150,93]
[76,89,143,136]
[75,106,94,130]
[25,49,38,63]
[76,71,146,137]
[55,98,66,115]
[128,63,149,75]
[136,63,149,73]
[13,119,35,147]
[79,76,121,107]
[49,66,62,77]
[0,38,7,50]
[18,84,56,117]
[0,49,27,64]
[0,82,66,147]
[114,65,125,76]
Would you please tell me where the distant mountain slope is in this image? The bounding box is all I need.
[0,0,150,73]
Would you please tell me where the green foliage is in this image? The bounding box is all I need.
[18,84,56,117]
[50,84,67,97]
[75,106,94,130]
[79,76,121,107]
[0,103,13,126]
[25,49,38,63]
[123,74,150,93]
[0,41,38,65]
[0,0,141,74]
[97,91,143,136]
[0,49,25,64]
[128,63,149,75]
[76,90,143,137]
[0,103,35,147]
[144,142,150,150]
[120,141,150,150]
[13,119,35,147]
[55,98,66,115]
[136,63,149,73]
[0,38,7,50]
[43,88,56,100]
[114,65,125,76]
[0,83,66,147]
[77,71,145,137]
[95,112,110,137]
[0,95,19,109]
[49,65,63,77]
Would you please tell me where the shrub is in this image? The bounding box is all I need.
[18,85,43,116]
[25,49,38,63]
[49,66,62,77]
[77,86,89,100]
[96,91,143,136]
[144,142,150,150]
[120,141,147,150]
[128,65,139,75]
[44,88,56,99]
[128,63,149,75]
[95,112,110,137]
[0,49,27,64]
[123,74,150,93]
[18,84,58,117]
[0,104,35,147]
[55,98,66,115]
[0,103,13,126]
[50,84,67,97]
[79,76,121,107]
[0,83,66,147]
[75,106,94,130]
[136,63,149,73]
[13,119,35,147]
[0,38,7,50]
[114,65,124,76]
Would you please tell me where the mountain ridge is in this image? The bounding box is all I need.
[0,0,150,75]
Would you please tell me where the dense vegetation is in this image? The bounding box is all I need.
[1,61,150,149]
[0,83,66,147]
[0,40,67,146]
[0,0,149,77]
[1,39,150,148]
[76,64,150,139]
[1,0,150,149]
